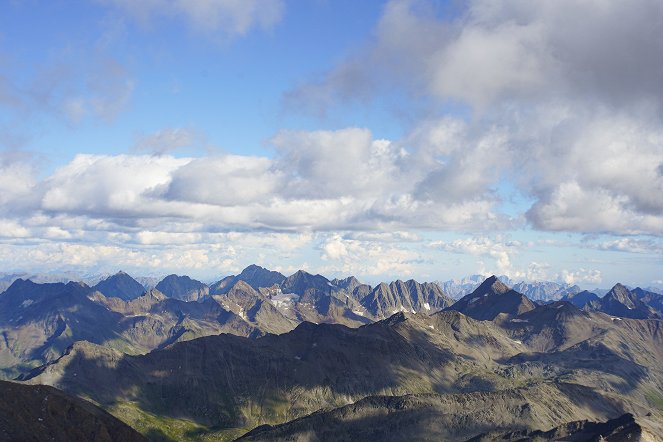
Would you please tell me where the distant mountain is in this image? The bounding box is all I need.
[212,281,298,335]
[585,283,663,319]
[359,279,454,318]
[93,271,145,300]
[438,275,582,303]
[156,274,209,301]
[22,307,662,441]
[0,280,265,378]
[210,264,286,294]
[511,281,581,303]
[0,279,125,378]
[632,287,663,312]
[447,276,536,320]
[0,380,146,441]
[561,289,600,308]
[501,301,600,352]
[436,275,486,299]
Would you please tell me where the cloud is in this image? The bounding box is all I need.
[319,234,420,278]
[133,128,198,155]
[285,0,663,236]
[40,154,189,217]
[164,155,283,206]
[593,238,663,254]
[101,0,285,36]
[429,236,524,278]
[557,268,602,286]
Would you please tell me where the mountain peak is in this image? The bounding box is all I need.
[477,275,509,294]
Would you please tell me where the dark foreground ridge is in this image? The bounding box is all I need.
[0,380,146,442]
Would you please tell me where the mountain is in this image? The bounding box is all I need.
[238,384,628,442]
[0,279,125,378]
[212,281,298,335]
[0,380,146,442]
[21,305,663,441]
[436,275,486,300]
[500,301,606,352]
[633,287,663,312]
[93,271,145,301]
[20,312,526,439]
[511,281,581,303]
[585,283,663,319]
[446,275,536,320]
[155,274,209,301]
[359,279,454,318]
[277,270,369,326]
[210,264,286,294]
[470,413,663,442]
[0,280,263,378]
[561,289,600,308]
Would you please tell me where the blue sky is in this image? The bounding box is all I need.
[0,0,662,288]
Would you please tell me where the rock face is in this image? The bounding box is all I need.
[210,264,286,294]
[585,283,663,319]
[0,380,146,442]
[359,279,454,318]
[561,290,600,308]
[469,413,663,442]
[21,304,663,441]
[237,384,629,442]
[212,281,298,335]
[93,271,145,301]
[156,274,209,301]
[446,275,536,320]
[0,279,125,378]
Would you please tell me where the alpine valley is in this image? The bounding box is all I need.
[1,265,662,441]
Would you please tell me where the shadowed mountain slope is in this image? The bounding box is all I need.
[20,307,663,440]
[93,271,145,301]
[446,276,536,320]
[586,283,663,319]
[237,383,631,442]
[155,274,209,302]
[211,265,286,294]
[0,380,146,442]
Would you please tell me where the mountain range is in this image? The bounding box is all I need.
[1,265,662,440]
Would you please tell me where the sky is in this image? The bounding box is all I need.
[0,0,662,288]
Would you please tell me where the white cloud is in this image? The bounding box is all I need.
[557,268,602,286]
[101,0,284,36]
[164,155,283,206]
[429,236,523,278]
[593,238,663,254]
[319,234,419,278]
[284,0,663,236]
[41,154,189,216]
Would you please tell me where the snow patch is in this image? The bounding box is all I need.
[423,302,431,311]
[510,319,529,323]
[20,299,33,308]
[428,325,435,330]
[352,310,364,317]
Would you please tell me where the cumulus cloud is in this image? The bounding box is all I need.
[557,268,602,286]
[593,238,663,254]
[133,128,199,156]
[285,0,663,236]
[101,0,284,36]
[429,236,524,278]
[319,234,420,278]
